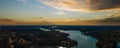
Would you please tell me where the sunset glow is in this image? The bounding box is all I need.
[0,0,120,25]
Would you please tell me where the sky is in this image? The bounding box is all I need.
[0,0,120,25]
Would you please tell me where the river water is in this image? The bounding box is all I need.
[59,30,97,48]
[118,42,120,48]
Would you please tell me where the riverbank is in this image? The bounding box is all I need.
[81,28,120,48]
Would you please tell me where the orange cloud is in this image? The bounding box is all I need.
[0,18,120,25]
[0,19,26,25]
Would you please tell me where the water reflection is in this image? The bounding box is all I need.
[118,42,120,48]
[59,29,120,48]
[60,30,97,48]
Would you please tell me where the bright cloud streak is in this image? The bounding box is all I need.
[52,11,66,15]
[38,0,120,12]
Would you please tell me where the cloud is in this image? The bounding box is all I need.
[35,5,45,9]
[0,18,52,25]
[0,18,120,25]
[0,19,13,22]
[52,11,66,15]
[107,11,120,17]
[0,19,26,25]
[17,0,28,3]
[39,0,120,12]
[97,16,120,24]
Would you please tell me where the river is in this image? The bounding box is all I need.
[59,30,97,48]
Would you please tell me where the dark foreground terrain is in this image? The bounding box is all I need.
[0,25,120,48]
[0,27,77,48]
[81,28,120,48]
